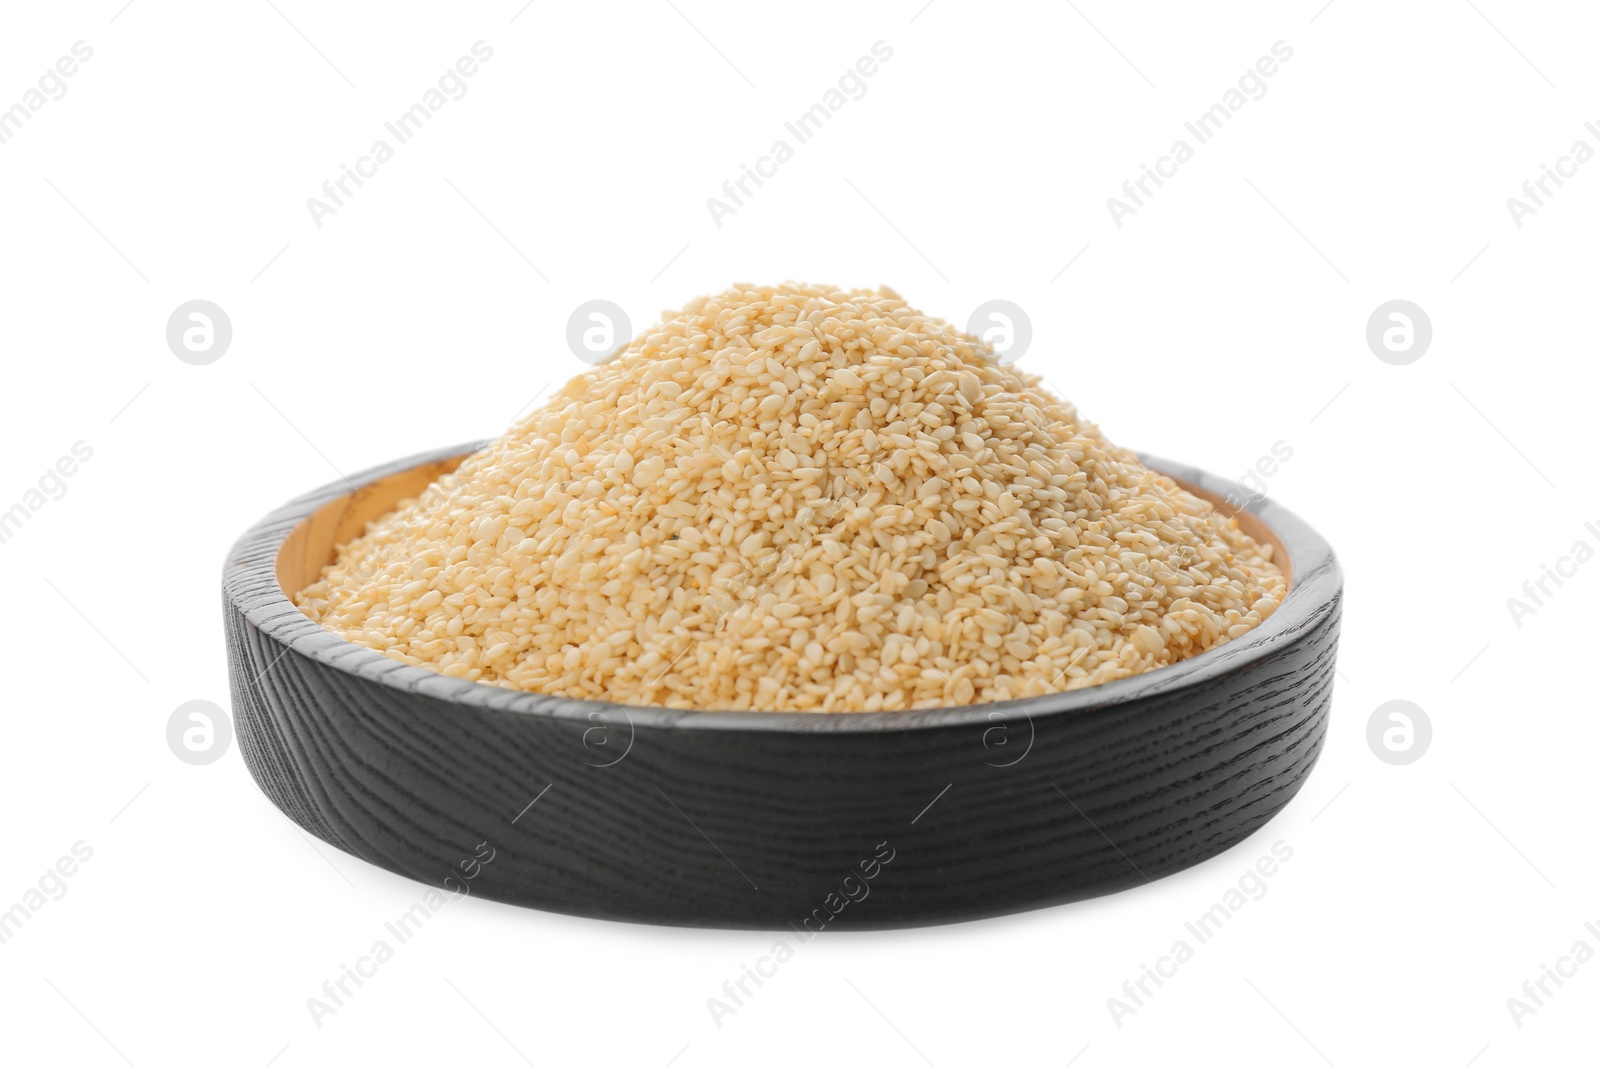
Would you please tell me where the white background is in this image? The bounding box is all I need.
[1,1,1595,1063]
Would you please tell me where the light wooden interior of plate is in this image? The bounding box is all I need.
[276,454,1291,598]
[275,453,471,596]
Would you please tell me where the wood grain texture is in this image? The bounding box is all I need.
[223,443,1341,929]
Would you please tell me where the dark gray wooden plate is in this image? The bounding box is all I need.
[223,442,1340,929]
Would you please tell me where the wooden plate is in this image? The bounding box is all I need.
[224,442,1340,929]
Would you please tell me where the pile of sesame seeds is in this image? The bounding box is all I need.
[295,283,1286,711]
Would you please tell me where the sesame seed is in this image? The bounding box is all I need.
[295,283,1285,711]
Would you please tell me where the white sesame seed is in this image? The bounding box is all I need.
[296,283,1286,712]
